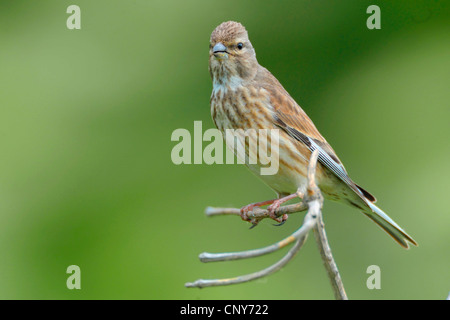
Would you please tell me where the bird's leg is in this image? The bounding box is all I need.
[268,193,299,225]
[240,198,279,227]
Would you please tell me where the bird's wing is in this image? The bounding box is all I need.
[271,94,376,203]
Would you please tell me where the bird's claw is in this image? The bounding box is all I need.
[267,202,288,226]
[272,218,287,227]
[249,221,259,229]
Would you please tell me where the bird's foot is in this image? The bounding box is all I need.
[240,193,299,227]
[268,193,299,226]
[267,201,288,226]
[240,198,278,228]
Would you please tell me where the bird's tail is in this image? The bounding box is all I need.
[363,201,417,249]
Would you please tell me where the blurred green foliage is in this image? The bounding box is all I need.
[0,0,448,299]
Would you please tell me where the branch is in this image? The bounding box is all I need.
[313,213,348,300]
[185,212,315,288]
[204,201,308,221]
[185,150,347,300]
[306,150,347,300]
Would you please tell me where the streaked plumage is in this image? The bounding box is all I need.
[209,21,417,248]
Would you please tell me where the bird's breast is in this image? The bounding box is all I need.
[211,84,272,132]
[210,84,309,195]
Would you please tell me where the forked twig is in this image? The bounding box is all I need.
[185,215,313,288]
[185,150,347,299]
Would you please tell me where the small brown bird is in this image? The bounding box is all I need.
[209,21,417,248]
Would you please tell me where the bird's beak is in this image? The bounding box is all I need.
[213,42,228,60]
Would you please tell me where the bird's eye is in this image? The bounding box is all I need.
[237,42,244,50]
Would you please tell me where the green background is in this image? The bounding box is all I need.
[0,0,448,299]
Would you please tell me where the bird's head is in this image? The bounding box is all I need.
[209,21,258,85]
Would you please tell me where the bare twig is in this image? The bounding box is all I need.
[205,201,308,221]
[185,211,316,288]
[313,214,348,300]
[198,232,298,262]
[306,150,348,300]
[185,239,306,288]
[185,150,347,299]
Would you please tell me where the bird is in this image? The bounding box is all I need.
[208,21,417,249]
